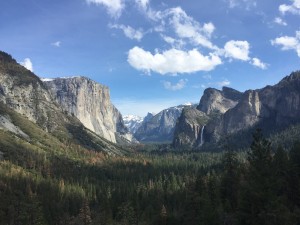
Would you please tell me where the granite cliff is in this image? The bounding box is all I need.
[0,50,128,155]
[173,108,209,147]
[173,71,300,148]
[43,77,136,144]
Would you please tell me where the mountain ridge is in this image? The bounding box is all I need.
[173,70,300,149]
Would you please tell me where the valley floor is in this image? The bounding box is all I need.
[1,129,300,225]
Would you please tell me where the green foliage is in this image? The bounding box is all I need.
[1,119,300,225]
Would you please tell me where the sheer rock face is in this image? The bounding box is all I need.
[173,108,209,148]
[173,71,300,147]
[0,52,64,132]
[197,87,242,114]
[43,77,135,144]
[134,106,189,143]
[209,72,300,141]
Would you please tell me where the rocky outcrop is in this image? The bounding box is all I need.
[173,87,241,148]
[0,51,66,132]
[135,105,192,143]
[43,77,136,144]
[0,115,29,139]
[173,71,300,148]
[197,87,242,114]
[206,72,300,142]
[173,108,209,148]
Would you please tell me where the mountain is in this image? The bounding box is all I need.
[173,108,209,147]
[209,72,300,140]
[123,115,143,133]
[197,87,242,114]
[173,71,300,148]
[135,104,194,143]
[42,77,136,144]
[0,50,128,155]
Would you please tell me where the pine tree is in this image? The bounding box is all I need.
[160,204,167,225]
[79,199,92,225]
[239,129,276,225]
[220,149,240,225]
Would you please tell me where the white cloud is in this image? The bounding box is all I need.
[127,46,222,75]
[271,30,300,57]
[217,79,230,87]
[160,35,185,48]
[165,7,217,49]
[251,58,268,69]
[110,24,144,41]
[86,0,124,18]
[20,58,33,72]
[224,40,250,61]
[274,17,287,26]
[163,79,187,91]
[51,41,61,47]
[279,0,300,15]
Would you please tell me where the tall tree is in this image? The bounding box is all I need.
[239,129,276,225]
[220,149,240,225]
[79,199,92,225]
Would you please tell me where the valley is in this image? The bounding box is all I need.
[0,50,300,224]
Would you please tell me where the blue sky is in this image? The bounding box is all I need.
[0,0,299,116]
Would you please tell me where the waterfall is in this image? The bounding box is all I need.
[200,125,205,146]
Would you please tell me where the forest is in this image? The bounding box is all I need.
[0,129,300,225]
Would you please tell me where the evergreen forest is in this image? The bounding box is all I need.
[1,128,300,225]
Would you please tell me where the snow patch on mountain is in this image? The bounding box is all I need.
[123,115,143,134]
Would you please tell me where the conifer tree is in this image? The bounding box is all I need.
[79,199,92,225]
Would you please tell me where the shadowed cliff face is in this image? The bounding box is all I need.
[43,77,136,144]
[209,72,300,141]
[173,108,209,148]
[173,71,300,148]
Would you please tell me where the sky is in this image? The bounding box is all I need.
[0,0,299,117]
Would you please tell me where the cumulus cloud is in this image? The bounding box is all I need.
[127,46,222,75]
[251,58,268,69]
[279,0,300,15]
[271,30,300,57]
[110,24,144,41]
[163,79,187,91]
[224,40,250,61]
[51,41,61,47]
[165,7,217,49]
[20,58,33,72]
[274,17,287,26]
[86,0,124,18]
